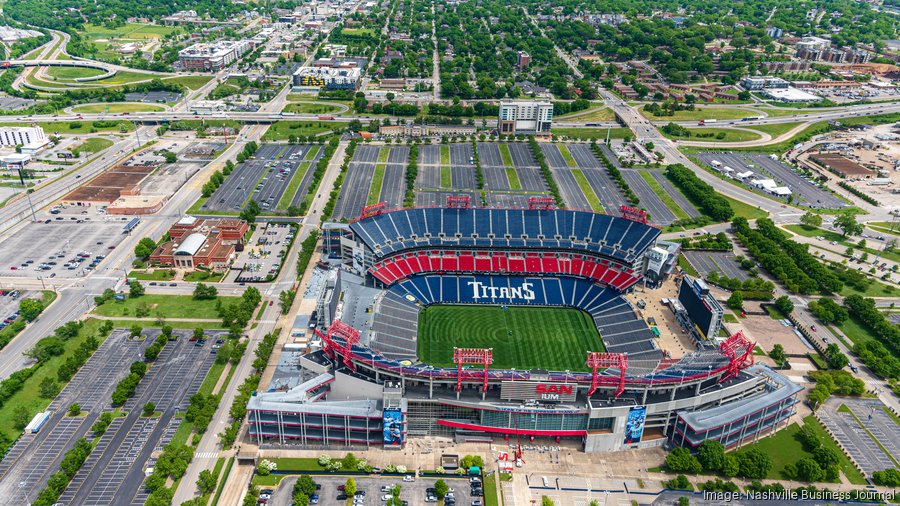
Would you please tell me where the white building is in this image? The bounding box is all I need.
[762,87,822,103]
[178,40,252,72]
[740,76,789,90]
[498,100,553,135]
[292,66,361,90]
[0,126,45,147]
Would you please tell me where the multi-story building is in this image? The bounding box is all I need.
[516,51,531,69]
[0,126,45,147]
[293,66,361,90]
[497,100,553,135]
[150,216,248,271]
[178,40,252,72]
[739,76,789,90]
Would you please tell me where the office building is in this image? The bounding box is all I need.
[178,40,252,72]
[0,126,45,147]
[497,100,553,135]
[293,66,361,90]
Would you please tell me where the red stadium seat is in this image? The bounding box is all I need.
[459,255,475,271]
[508,257,525,272]
[475,256,491,272]
[525,255,540,272]
[541,256,559,273]
[443,256,458,271]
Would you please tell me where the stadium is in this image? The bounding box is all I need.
[248,199,802,453]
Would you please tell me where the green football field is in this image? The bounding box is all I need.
[417,305,604,371]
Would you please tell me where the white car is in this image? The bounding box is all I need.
[382,495,393,501]
[403,475,414,482]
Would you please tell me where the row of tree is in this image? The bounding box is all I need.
[665,442,772,479]
[665,164,733,222]
[527,137,565,208]
[754,219,843,293]
[732,218,820,294]
[590,142,640,206]
[844,295,900,382]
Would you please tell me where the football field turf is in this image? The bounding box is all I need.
[417,305,604,371]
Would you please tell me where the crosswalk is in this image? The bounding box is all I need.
[195,451,220,459]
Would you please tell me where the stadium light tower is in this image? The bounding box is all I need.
[586,351,628,398]
[718,330,755,382]
[453,347,493,399]
[314,319,361,371]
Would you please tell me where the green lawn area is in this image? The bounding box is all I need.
[505,167,521,190]
[765,305,787,320]
[484,475,500,506]
[418,305,603,371]
[46,66,107,80]
[367,164,386,206]
[269,458,325,471]
[93,294,238,319]
[0,318,108,442]
[683,121,833,155]
[127,269,175,281]
[377,147,390,163]
[498,144,514,166]
[0,121,133,135]
[163,75,213,90]
[677,255,699,277]
[747,122,804,138]
[639,170,691,220]
[733,417,866,484]
[104,319,225,331]
[837,274,896,298]
[835,315,880,346]
[90,70,166,86]
[283,102,343,114]
[81,23,177,39]
[665,127,762,143]
[785,224,900,264]
[721,194,769,220]
[440,145,450,165]
[866,222,900,237]
[304,146,321,161]
[263,121,335,140]
[723,313,739,323]
[556,144,578,168]
[71,103,165,114]
[557,107,615,122]
[277,161,311,210]
[551,127,632,140]
[571,169,603,212]
[76,137,114,154]
[440,167,451,188]
[341,28,375,36]
[183,271,225,283]
[643,107,757,122]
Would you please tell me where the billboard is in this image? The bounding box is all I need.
[383,408,403,445]
[678,280,714,339]
[623,405,647,445]
[500,381,577,403]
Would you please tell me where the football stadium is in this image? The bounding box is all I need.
[248,200,802,453]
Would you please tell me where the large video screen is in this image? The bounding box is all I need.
[678,281,714,339]
[383,408,403,445]
[624,405,647,444]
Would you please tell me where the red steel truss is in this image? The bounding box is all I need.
[718,330,755,382]
[453,347,493,393]
[527,196,555,210]
[620,205,648,225]
[446,195,472,209]
[359,202,387,221]
[586,351,628,398]
[315,320,362,371]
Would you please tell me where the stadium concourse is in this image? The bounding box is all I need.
[247,202,802,454]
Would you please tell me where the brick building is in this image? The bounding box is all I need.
[150,216,249,271]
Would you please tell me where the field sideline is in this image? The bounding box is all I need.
[417,305,603,371]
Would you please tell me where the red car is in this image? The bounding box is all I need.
[8,266,16,270]
[811,325,817,332]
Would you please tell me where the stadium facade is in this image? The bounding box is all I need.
[248,205,801,453]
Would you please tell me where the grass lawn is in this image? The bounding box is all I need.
[212,458,235,506]
[440,145,450,165]
[498,144,514,166]
[835,315,879,346]
[557,107,615,122]
[0,121,133,135]
[837,276,896,298]
[440,167,451,188]
[867,222,900,237]
[81,22,177,39]
[163,75,213,90]
[341,28,375,36]
[747,122,804,138]
[377,147,390,163]
[183,271,225,283]
[46,66,107,80]
[71,103,165,114]
[0,318,108,442]
[269,457,324,471]
[642,107,757,122]
[277,161,311,210]
[484,475,500,506]
[683,122,833,155]
[677,255,699,277]
[91,70,166,86]
[304,146,321,161]
[93,294,238,319]
[721,194,769,220]
[367,164,386,206]
[733,417,866,484]
[76,137,114,154]
[557,144,578,168]
[639,170,691,220]
[283,102,343,114]
[785,224,900,264]
[723,313,739,323]
[105,319,225,331]
[263,121,335,140]
[551,127,632,140]
[672,127,762,143]
[417,305,603,371]
[765,305,787,320]
[127,269,175,281]
[572,169,604,212]
[505,168,522,190]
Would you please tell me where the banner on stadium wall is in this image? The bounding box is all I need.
[624,405,647,445]
[383,408,403,445]
[351,244,365,274]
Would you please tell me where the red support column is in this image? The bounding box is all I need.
[586,351,628,398]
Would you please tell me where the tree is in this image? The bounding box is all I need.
[18,298,43,321]
[295,475,317,497]
[722,454,740,477]
[162,151,177,163]
[770,344,786,367]
[130,324,143,337]
[193,283,218,300]
[697,440,725,472]
[541,497,555,506]
[824,344,849,369]
[434,479,449,499]
[240,200,261,222]
[737,448,772,479]
[793,457,823,482]
[13,406,30,429]
[834,213,863,237]
[873,468,900,487]
[134,237,157,259]
[143,402,156,416]
[678,497,690,506]
[68,403,81,416]
[279,289,295,315]
[800,211,822,229]
[197,469,217,495]
[39,376,59,398]
[774,296,794,315]
[193,328,205,341]
[344,478,357,497]
[129,280,145,298]
[666,448,702,473]
[293,493,310,506]
[726,291,743,310]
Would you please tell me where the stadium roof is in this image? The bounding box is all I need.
[174,233,207,256]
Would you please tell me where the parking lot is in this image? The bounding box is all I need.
[271,474,477,506]
[333,145,379,220]
[230,222,296,283]
[205,144,321,213]
[124,91,182,103]
[0,207,128,279]
[566,144,629,213]
[682,251,750,281]
[620,170,676,226]
[695,153,847,209]
[818,398,899,477]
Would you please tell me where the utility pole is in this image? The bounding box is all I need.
[17,168,36,222]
